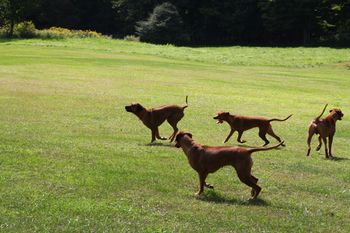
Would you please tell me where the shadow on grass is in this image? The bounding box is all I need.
[0,38,21,43]
[143,142,174,148]
[227,143,284,150]
[197,189,269,206]
[328,156,350,162]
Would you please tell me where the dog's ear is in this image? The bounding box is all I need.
[224,112,230,115]
[175,132,192,142]
[175,132,184,142]
[135,104,144,112]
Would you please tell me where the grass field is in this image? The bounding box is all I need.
[0,38,350,232]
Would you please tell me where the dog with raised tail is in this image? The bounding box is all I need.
[307,104,344,158]
[125,96,188,143]
[213,112,292,146]
[175,131,284,200]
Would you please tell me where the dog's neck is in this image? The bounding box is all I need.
[325,112,339,124]
[179,136,198,158]
[135,107,147,120]
[224,115,235,125]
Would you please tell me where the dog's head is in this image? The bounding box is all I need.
[175,131,193,148]
[329,108,344,121]
[125,103,145,114]
[213,112,230,124]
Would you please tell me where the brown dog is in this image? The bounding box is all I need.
[307,104,344,158]
[213,112,292,146]
[125,96,188,143]
[175,131,283,200]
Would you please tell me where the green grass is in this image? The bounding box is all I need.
[0,38,349,232]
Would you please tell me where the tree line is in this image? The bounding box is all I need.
[0,0,349,46]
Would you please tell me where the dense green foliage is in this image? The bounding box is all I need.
[136,2,187,44]
[0,0,40,37]
[0,38,349,232]
[0,0,350,45]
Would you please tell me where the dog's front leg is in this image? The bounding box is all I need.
[224,129,235,143]
[322,137,329,158]
[151,128,156,143]
[195,173,207,196]
[155,128,167,140]
[237,131,246,143]
[328,135,334,158]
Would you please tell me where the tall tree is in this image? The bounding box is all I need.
[34,0,80,29]
[0,0,40,37]
[259,0,321,45]
[111,0,159,36]
[136,2,187,44]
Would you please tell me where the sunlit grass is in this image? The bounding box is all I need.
[0,38,349,232]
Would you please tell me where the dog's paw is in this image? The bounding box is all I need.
[251,189,256,197]
[194,191,203,197]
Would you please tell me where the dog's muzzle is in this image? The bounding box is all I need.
[213,117,223,124]
[125,106,131,112]
[213,116,223,124]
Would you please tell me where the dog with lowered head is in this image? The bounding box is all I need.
[175,131,283,200]
[125,96,188,143]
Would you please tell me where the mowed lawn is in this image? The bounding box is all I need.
[0,38,350,232]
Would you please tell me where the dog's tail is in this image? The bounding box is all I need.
[248,141,284,154]
[315,104,328,120]
[182,95,189,109]
[268,114,293,122]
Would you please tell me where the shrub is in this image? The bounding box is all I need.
[124,35,140,42]
[14,21,36,38]
[135,2,188,45]
[36,27,106,39]
[0,27,7,38]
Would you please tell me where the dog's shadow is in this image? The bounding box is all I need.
[197,190,269,206]
[143,142,174,148]
[231,143,284,150]
[327,156,350,162]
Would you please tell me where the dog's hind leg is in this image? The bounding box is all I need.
[251,175,259,184]
[167,114,183,142]
[238,172,261,200]
[307,125,316,156]
[267,125,284,146]
[316,135,322,151]
[258,128,270,146]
